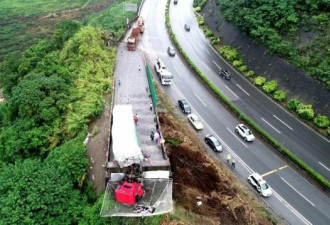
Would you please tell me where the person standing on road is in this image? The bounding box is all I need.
[154,132,159,143]
[150,131,154,141]
[118,79,121,86]
[149,102,153,111]
[134,114,139,126]
[138,65,141,71]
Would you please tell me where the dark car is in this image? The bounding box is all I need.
[178,99,191,114]
[184,24,190,31]
[167,46,176,56]
[219,69,231,80]
[205,134,223,152]
[174,0,178,4]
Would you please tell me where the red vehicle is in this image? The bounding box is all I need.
[127,27,141,51]
[115,181,144,205]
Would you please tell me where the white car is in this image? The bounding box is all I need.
[248,173,272,197]
[235,124,255,142]
[187,114,203,130]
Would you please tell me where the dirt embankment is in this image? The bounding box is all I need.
[159,112,274,225]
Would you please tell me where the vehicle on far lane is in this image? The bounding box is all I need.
[235,124,255,142]
[167,46,176,56]
[184,24,190,31]
[178,99,191,114]
[248,173,272,197]
[187,114,203,130]
[219,69,231,80]
[205,134,222,152]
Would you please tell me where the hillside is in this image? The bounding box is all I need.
[214,0,330,88]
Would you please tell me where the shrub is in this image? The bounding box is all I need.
[254,76,266,86]
[239,65,248,72]
[211,39,218,45]
[296,103,314,120]
[262,80,278,93]
[287,98,300,110]
[233,60,243,67]
[313,114,330,128]
[198,19,204,25]
[328,127,330,136]
[246,70,254,77]
[195,6,201,12]
[205,29,213,37]
[220,45,238,61]
[273,90,287,102]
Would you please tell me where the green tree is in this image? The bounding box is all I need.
[0,159,86,225]
[313,114,329,128]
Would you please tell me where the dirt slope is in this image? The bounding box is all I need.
[159,112,274,225]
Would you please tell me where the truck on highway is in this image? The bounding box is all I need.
[137,17,145,33]
[127,27,141,51]
[154,58,173,85]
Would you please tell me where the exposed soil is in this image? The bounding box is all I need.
[86,95,111,193]
[158,112,274,225]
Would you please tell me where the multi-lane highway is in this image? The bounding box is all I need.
[139,0,330,224]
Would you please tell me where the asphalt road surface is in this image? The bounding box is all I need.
[137,0,330,224]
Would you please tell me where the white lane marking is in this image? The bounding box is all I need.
[212,61,221,69]
[319,162,330,172]
[273,191,313,225]
[193,91,207,107]
[261,117,281,134]
[225,85,238,98]
[226,127,248,148]
[174,67,182,78]
[236,84,250,96]
[202,61,211,71]
[173,82,312,225]
[198,42,204,50]
[273,114,293,130]
[172,83,252,172]
[281,177,315,207]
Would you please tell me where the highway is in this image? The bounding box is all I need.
[138,0,330,224]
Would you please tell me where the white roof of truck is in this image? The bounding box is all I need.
[112,105,144,168]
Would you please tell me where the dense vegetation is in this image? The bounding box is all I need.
[0,21,114,223]
[216,0,330,88]
[0,0,151,223]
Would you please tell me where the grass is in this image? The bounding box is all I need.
[0,0,116,59]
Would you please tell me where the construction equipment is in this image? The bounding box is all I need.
[154,58,173,85]
[127,27,141,51]
[115,164,144,205]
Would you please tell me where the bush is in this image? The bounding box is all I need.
[246,70,255,77]
[198,19,204,25]
[287,98,300,110]
[233,60,243,67]
[313,114,330,128]
[205,29,213,37]
[211,39,218,45]
[254,76,266,86]
[328,127,330,136]
[220,45,238,61]
[262,80,278,93]
[239,65,248,72]
[273,90,287,102]
[296,103,314,120]
[195,6,201,12]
